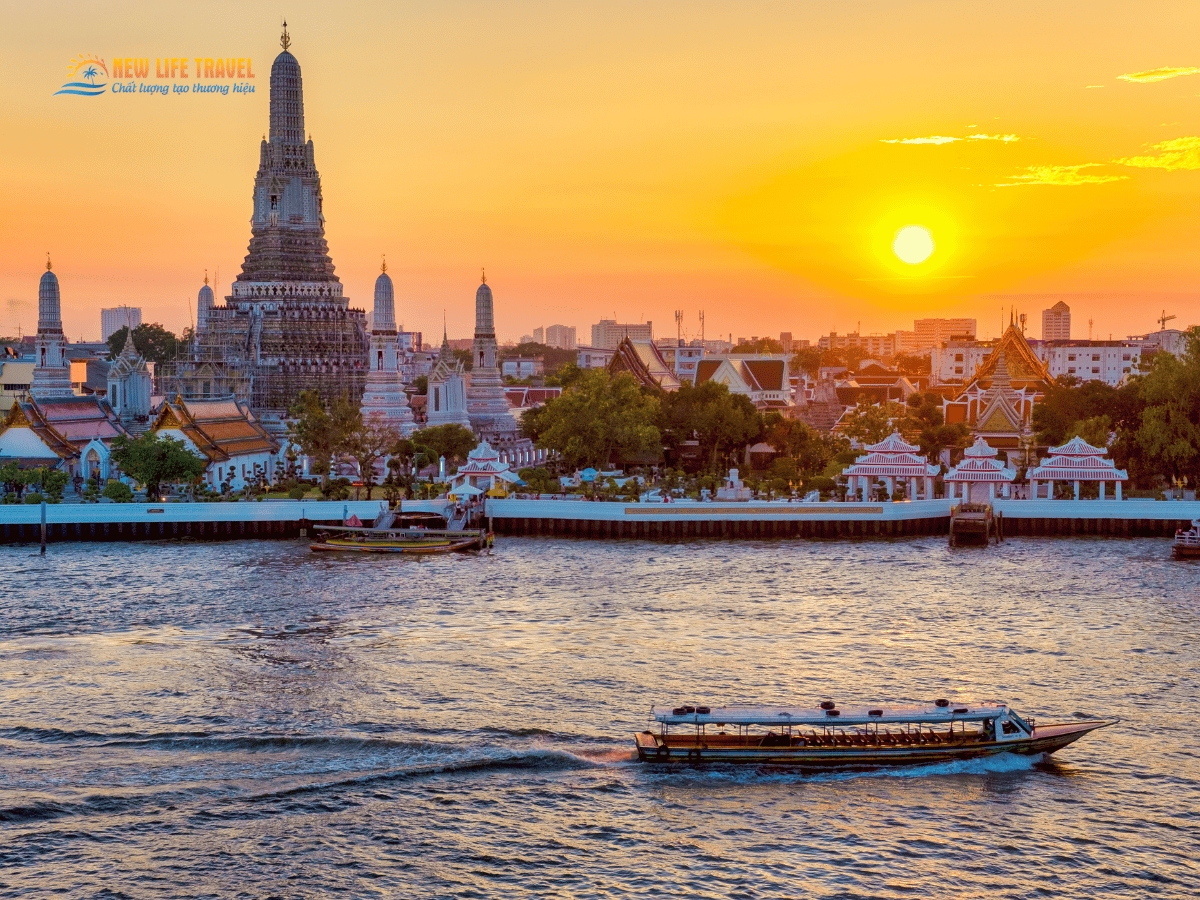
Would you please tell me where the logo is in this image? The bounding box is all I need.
[55,54,109,96]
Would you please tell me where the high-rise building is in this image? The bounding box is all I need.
[591,319,652,350]
[545,324,576,350]
[167,26,369,416]
[1042,302,1071,341]
[532,327,544,344]
[913,318,976,348]
[100,306,142,341]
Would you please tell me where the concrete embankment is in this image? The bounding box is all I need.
[1,497,1197,544]
[0,499,445,545]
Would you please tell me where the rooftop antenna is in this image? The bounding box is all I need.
[675,309,683,345]
[1088,318,1093,341]
[699,310,705,344]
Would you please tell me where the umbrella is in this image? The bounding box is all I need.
[449,483,483,497]
[580,468,599,483]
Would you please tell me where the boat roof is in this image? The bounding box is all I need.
[652,702,1010,727]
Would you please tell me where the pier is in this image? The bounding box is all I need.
[3,497,1198,545]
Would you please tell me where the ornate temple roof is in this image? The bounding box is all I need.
[0,395,127,465]
[945,438,1016,482]
[843,431,939,478]
[607,337,681,392]
[1028,435,1126,481]
[152,395,278,462]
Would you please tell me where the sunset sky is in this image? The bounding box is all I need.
[3,1,1200,345]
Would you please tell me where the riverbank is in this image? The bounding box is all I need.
[2,497,1198,544]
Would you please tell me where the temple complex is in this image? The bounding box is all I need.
[466,273,520,445]
[359,260,415,435]
[164,25,368,420]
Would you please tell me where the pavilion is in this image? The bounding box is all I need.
[842,432,939,501]
[945,437,1016,501]
[1026,436,1128,500]
[447,440,521,498]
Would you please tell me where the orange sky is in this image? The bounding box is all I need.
[3,1,1199,345]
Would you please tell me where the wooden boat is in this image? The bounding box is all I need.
[309,507,493,554]
[634,699,1114,767]
[1172,520,1200,559]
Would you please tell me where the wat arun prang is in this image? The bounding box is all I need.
[165,25,369,422]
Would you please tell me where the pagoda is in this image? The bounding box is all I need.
[177,24,369,420]
[1027,435,1127,500]
[359,260,415,435]
[842,432,939,501]
[466,273,519,445]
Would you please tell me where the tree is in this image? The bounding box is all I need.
[839,400,906,447]
[345,414,400,500]
[109,432,206,500]
[732,337,784,354]
[760,413,844,477]
[528,369,662,470]
[659,380,761,471]
[107,323,181,364]
[902,392,969,463]
[1130,328,1200,486]
[287,390,360,487]
[413,423,478,467]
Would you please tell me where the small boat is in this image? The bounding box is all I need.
[1172,519,1200,559]
[309,507,493,554]
[634,699,1114,767]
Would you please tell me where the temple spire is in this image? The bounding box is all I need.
[46,252,52,272]
[281,20,291,51]
[381,253,387,273]
[203,268,208,285]
[481,267,486,284]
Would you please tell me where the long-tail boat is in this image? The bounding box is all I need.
[1172,519,1200,559]
[309,507,492,554]
[634,699,1114,767]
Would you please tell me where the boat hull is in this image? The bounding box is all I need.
[310,534,489,554]
[634,720,1112,767]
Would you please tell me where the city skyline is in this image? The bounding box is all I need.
[3,2,1199,345]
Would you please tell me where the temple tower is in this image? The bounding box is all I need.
[107,328,152,430]
[427,325,472,429]
[184,24,368,418]
[30,255,74,399]
[359,259,415,435]
[466,272,519,443]
[196,272,214,334]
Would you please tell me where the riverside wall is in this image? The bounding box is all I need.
[1,497,1198,545]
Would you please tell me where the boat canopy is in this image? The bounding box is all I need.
[652,703,1009,728]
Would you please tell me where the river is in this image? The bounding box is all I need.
[1,536,1196,898]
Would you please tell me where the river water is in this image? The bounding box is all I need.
[1,535,1196,898]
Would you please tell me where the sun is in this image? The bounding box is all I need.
[892,225,935,265]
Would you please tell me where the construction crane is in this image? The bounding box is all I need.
[1158,310,1176,331]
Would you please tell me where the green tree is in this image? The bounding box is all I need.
[1131,328,1200,486]
[659,380,761,471]
[106,323,181,363]
[902,392,969,463]
[760,413,844,476]
[839,400,906,447]
[288,390,360,487]
[109,432,206,500]
[345,414,400,500]
[527,369,661,469]
[103,480,133,503]
[413,423,478,467]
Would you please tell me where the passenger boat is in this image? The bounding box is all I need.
[309,507,493,554]
[1172,519,1200,559]
[634,699,1114,767]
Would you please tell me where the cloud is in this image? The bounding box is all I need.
[1115,136,1200,170]
[1084,84,1104,89]
[881,133,1018,145]
[881,135,960,145]
[996,164,1129,187]
[1118,66,1200,83]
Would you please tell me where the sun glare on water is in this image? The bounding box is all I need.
[893,225,935,264]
